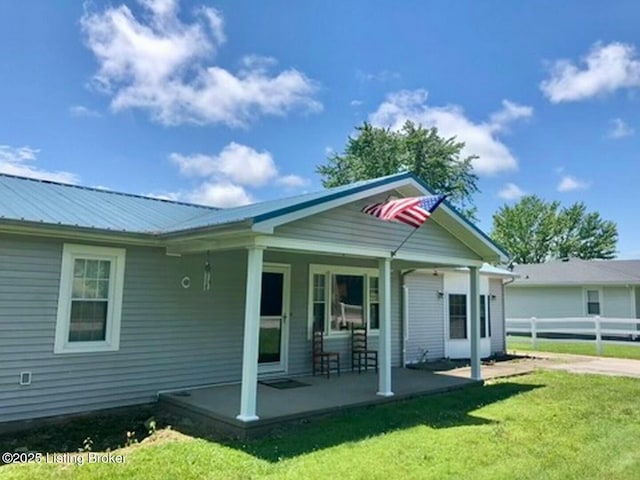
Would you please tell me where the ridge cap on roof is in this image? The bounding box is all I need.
[159,171,417,233]
[0,172,219,211]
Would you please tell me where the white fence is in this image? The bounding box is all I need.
[506,317,640,355]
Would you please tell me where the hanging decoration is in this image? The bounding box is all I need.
[203,251,212,291]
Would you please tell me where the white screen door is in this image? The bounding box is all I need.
[258,264,290,374]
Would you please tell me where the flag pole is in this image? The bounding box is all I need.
[391,226,421,257]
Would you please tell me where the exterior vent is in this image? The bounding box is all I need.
[19,371,32,386]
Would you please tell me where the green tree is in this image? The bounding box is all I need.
[317,121,479,218]
[491,195,618,264]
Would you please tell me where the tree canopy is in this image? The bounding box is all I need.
[491,195,618,264]
[317,121,479,219]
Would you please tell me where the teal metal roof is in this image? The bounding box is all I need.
[0,174,216,233]
[0,172,412,234]
[0,172,509,261]
[163,172,415,232]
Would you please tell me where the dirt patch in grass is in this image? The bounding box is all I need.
[0,406,169,455]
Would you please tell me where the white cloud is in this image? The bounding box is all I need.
[170,142,277,186]
[146,182,251,207]
[607,118,634,139]
[498,183,526,200]
[166,141,309,207]
[81,0,321,127]
[369,90,532,175]
[69,105,102,118]
[557,175,590,192]
[488,100,533,130]
[541,42,640,103]
[143,190,182,201]
[187,181,252,207]
[350,99,364,107]
[240,54,277,72]
[276,174,310,188]
[356,69,401,83]
[0,145,79,184]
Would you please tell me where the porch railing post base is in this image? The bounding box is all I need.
[235,415,260,422]
[376,391,395,397]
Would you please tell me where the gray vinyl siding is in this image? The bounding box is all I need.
[505,284,638,337]
[505,287,584,318]
[404,273,444,363]
[1,235,407,423]
[506,285,635,320]
[0,233,248,423]
[489,279,505,354]
[602,287,633,318]
[275,194,482,261]
[636,287,640,318]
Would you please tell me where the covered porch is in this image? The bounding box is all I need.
[162,174,506,426]
[159,367,480,437]
[235,244,486,422]
[161,236,489,425]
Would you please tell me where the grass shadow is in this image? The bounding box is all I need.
[178,380,544,462]
[0,380,543,464]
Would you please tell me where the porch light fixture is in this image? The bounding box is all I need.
[437,290,444,298]
[490,294,497,300]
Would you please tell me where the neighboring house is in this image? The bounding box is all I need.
[506,258,640,330]
[0,172,508,425]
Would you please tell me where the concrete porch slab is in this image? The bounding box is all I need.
[159,368,479,438]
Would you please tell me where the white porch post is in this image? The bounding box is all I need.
[377,257,394,397]
[236,246,264,422]
[469,266,482,381]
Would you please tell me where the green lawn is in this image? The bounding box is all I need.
[507,336,640,360]
[2,370,640,479]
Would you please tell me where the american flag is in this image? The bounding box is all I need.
[361,194,447,228]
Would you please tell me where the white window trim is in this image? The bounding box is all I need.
[583,287,603,317]
[54,244,126,354]
[308,264,380,339]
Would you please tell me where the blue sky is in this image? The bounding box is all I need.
[1,1,639,257]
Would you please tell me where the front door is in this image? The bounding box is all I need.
[258,264,290,374]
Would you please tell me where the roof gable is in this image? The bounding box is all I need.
[274,191,482,262]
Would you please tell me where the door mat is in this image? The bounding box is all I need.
[259,378,310,389]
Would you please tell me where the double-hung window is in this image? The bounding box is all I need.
[448,294,467,339]
[310,265,380,335]
[586,289,601,315]
[448,293,491,339]
[54,244,126,354]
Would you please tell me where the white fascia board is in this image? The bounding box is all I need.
[255,235,390,258]
[256,235,483,266]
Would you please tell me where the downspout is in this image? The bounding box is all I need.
[400,269,416,367]
[501,276,516,353]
